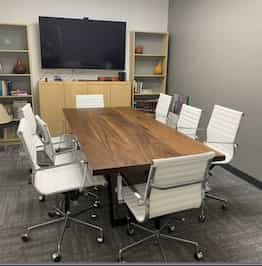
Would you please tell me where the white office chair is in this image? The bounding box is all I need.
[17,118,104,262]
[21,103,72,151]
[203,104,244,213]
[176,104,202,139]
[76,94,104,108]
[35,115,78,165]
[35,114,106,207]
[155,93,173,124]
[118,151,215,262]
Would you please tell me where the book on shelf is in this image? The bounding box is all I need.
[134,99,157,112]
[133,80,143,94]
[10,88,28,96]
[0,80,12,96]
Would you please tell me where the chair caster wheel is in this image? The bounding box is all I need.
[52,252,61,262]
[126,225,135,236]
[222,203,227,210]
[48,210,61,218]
[198,214,207,223]
[96,233,104,243]
[21,233,30,242]
[38,195,45,202]
[195,249,204,260]
[153,239,158,245]
[93,200,100,208]
[91,213,97,219]
[168,224,175,233]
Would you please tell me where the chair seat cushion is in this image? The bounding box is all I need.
[35,163,85,195]
[123,183,146,223]
[35,160,106,195]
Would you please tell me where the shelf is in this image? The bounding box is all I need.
[135,74,165,78]
[0,49,29,53]
[134,93,161,96]
[0,95,32,99]
[133,31,168,35]
[0,137,20,144]
[0,74,31,77]
[134,54,166,57]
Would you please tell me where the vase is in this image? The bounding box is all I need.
[135,46,144,54]
[154,61,162,75]
[14,58,26,74]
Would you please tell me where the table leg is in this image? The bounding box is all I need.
[107,173,128,227]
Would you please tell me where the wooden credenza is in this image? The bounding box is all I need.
[38,80,131,136]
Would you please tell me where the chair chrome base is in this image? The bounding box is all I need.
[21,200,103,262]
[119,220,203,262]
[206,192,228,209]
[83,189,101,208]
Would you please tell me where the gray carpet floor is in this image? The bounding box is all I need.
[0,145,262,263]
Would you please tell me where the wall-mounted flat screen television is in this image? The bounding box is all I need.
[39,16,126,70]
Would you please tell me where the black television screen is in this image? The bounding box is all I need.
[39,16,126,70]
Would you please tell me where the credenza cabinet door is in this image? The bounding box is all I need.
[110,82,131,107]
[39,81,131,136]
[87,82,111,107]
[64,82,88,108]
[39,82,65,136]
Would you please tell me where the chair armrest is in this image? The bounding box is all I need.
[35,161,79,172]
[119,174,144,206]
[206,141,239,148]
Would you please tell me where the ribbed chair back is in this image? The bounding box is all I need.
[206,105,243,162]
[21,103,37,134]
[35,115,55,163]
[144,152,215,219]
[177,104,202,139]
[17,118,39,171]
[155,93,173,124]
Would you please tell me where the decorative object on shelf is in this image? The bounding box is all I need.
[135,45,144,54]
[10,88,28,96]
[97,76,119,81]
[14,58,26,74]
[0,62,3,73]
[153,61,163,75]
[0,104,12,124]
[54,75,62,81]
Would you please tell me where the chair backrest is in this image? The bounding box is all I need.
[171,93,190,115]
[35,115,55,163]
[21,103,37,134]
[206,105,243,162]
[144,151,215,219]
[76,94,104,109]
[207,105,243,144]
[155,93,173,123]
[177,104,202,139]
[17,118,39,171]
[167,112,179,129]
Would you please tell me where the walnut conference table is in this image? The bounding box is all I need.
[64,107,225,226]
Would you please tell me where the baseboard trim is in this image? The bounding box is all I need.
[222,164,262,190]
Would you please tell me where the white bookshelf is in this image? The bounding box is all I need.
[0,24,33,145]
[129,31,169,112]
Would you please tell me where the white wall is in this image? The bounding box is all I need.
[0,0,169,106]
